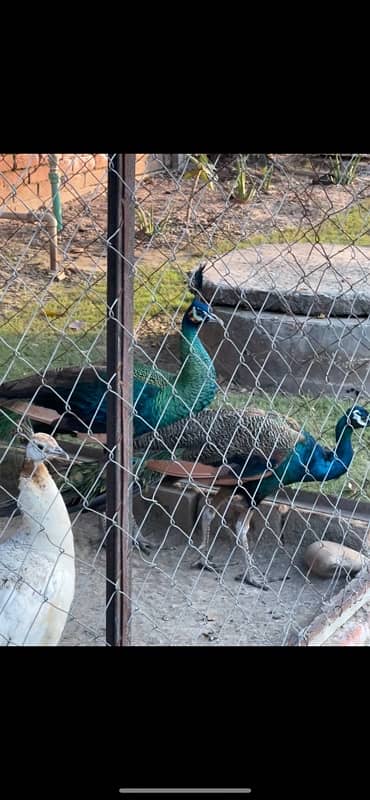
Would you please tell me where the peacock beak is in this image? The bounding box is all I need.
[52,446,70,460]
[205,310,219,324]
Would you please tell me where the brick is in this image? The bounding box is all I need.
[135,154,149,177]
[29,165,51,184]
[0,154,15,170]
[59,156,75,174]
[38,154,64,168]
[14,154,39,169]
[74,154,95,172]
[58,154,93,175]
[61,173,87,198]
[84,168,107,189]
[0,182,41,211]
[0,169,25,188]
[323,602,370,646]
[37,179,55,201]
[90,167,107,184]
[135,154,164,180]
[93,154,107,169]
[84,171,100,189]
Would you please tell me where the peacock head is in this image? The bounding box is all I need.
[186,297,217,326]
[346,406,370,429]
[25,433,70,463]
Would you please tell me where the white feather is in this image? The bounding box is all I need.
[352,410,366,427]
[0,436,75,646]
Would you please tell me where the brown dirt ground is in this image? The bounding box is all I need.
[1,154,369,336]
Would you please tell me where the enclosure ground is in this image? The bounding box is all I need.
[56,503,352,647]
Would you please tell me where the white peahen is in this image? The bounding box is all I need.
[0,432,75,646]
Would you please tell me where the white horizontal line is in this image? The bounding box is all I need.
[119,791,252,795]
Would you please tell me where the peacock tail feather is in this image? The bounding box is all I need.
[133,407,304,465]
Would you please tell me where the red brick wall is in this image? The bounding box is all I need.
[0,153,108,211]
[0,154,168,212]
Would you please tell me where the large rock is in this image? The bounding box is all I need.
[198,243,370,395]
[201,244,370,316]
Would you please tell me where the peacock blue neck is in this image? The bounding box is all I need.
[252,412,355,504]
[330,413,355,476]
[179,315,217,389]
[132,312,218,436]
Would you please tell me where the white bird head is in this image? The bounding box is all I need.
[25,433,70,463]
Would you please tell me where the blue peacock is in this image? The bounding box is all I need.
[1,404,369,576]
[133,404,370,587]
[0,266,218,439]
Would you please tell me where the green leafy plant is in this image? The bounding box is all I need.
[135,205,169,236]
[184,154,218,190]
[329,154,361,185]
[184,154,218,233]
[232,155,256,202]
[260,163,274,193]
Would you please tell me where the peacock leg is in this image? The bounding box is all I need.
[234,509,269,590]
[191,500,219,571]
[132,515,153,555]
[99,513,152,554]
[277,503,290,545]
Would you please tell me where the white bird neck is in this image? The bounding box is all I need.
[18,460,74,559]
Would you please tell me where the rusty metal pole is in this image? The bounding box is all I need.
[106,153,135,646]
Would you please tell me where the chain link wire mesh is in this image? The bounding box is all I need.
[1,153,370,646]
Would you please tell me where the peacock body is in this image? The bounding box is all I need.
[138,405,370,491]
[238,406,370,501]
[132,297,217,436]
[135,404,370,587]
[133,406,304,468]
[2,405,369,582]
[0,433,74,646]
[0,286,217,438]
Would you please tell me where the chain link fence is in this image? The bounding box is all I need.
[1,153,370,646]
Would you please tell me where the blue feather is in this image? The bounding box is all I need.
[0,296,217,438]
[240,406,370,504]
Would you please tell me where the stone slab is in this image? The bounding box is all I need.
[201,244,370,317]
[202,306,370,396]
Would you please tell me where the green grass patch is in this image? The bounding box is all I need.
[241,198,370,248]
[0,259,197,381]
[0,279,107,380]
[3,195,369,382]
[133,259,196,323]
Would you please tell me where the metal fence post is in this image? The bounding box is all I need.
[106,153,135,646]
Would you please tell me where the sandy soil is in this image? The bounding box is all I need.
[60,500,349,647]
